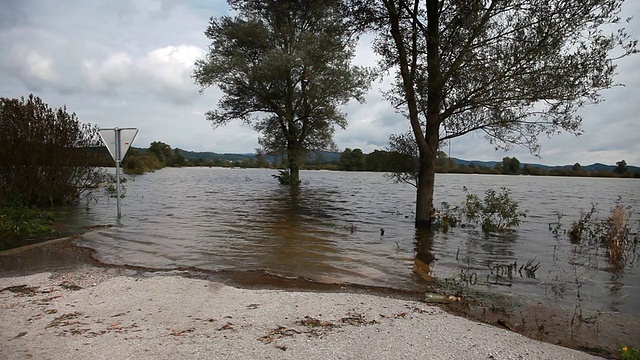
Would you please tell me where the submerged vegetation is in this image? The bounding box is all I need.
[272,169,301,186]
[431,187,527,233]
[567,200,639,271]
[0,203,56,240]
[460,187,527,232]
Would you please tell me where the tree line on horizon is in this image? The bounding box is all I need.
[109,139,639,179]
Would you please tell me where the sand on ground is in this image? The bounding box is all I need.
[0,267,602,360]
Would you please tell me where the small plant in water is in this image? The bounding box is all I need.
[104,184,117,194]
[102,175,128,198]
[548,212,565,236]
[272,169,301,186]
[460,187,526,232]
[569,199,639,270]
[431,202,460,233]
[0,205,56,237]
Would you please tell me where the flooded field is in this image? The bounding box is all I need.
[54,168,639,336]
[27,168,628,345]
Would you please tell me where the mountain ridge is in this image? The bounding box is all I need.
[173,148,638,173]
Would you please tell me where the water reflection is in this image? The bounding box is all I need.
[62,168,638,324]
[413,227,435,281]
[248,186,344,280]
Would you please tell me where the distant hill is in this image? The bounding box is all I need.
[177,149,341,164]
[450,158,639,173]
[180,150,255,162]
[130,147,637,172]
[451,159,499,168]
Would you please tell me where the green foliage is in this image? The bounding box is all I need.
[620,346,640,360]
[120,143,187,174]
[272,169,301,186]
[569,200,638,270]
[572,163,582,172]
[385,131,419,187]
[431,202,460,233]
[364,150,390,172]
[103,184,117,195]
[0,204,55,238]
[0,94,106,205]
[614,160,628,174]
[461,187,527,232]
[100,173,127,198]
[148,141,174,166]
[435,150,457,173]
[339,148,366,171]
[121,148,163,175]
[173,148,186,167]
[194,0,373,185]
[501,157,521,175]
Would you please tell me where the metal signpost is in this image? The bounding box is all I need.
[98,127,138,218]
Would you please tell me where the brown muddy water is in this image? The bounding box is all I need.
[3,168,639,354]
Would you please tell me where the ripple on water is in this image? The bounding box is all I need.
[70,168,639,323]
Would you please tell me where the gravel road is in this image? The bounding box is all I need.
[0,267,602,360]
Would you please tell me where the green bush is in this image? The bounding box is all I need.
[0,204,55,238]
[461,187,526,232]
[432,201,461,233]
[272,169,301,185]
[121,149,163,175]
[0,95,105,205]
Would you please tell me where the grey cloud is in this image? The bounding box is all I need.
[0,0,638,166]
[0,0,31,29]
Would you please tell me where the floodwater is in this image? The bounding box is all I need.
[66,168,639,323]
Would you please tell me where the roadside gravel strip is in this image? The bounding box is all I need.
[1,268,601,360]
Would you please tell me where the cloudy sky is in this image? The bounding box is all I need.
[1,0,638,166]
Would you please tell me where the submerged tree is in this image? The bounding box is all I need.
[614,160,628,174]
[502,156,521,175]
[348,0,637,226]
[194,0,372,185]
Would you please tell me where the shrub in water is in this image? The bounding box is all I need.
[461,187,526,232]
[272,169,301,186]
[431,202,460,233]
[569,200,638,270]
[0,204,55,238]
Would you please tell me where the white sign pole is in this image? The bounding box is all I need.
[115,127,122,218]
[98,127,138,219]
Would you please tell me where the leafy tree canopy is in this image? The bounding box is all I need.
[345,0,638,226]
[194,0,374,184]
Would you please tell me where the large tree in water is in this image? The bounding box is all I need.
[348,0,637,226]
[194,0,372,185]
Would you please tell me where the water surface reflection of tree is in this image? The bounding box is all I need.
[413,227,435,281]
[243,186,346,280]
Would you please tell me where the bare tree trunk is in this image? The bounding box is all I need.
[287,142,301,186]
[414,0,442,227]
[384,0,442,227]
[415,125,438,227]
